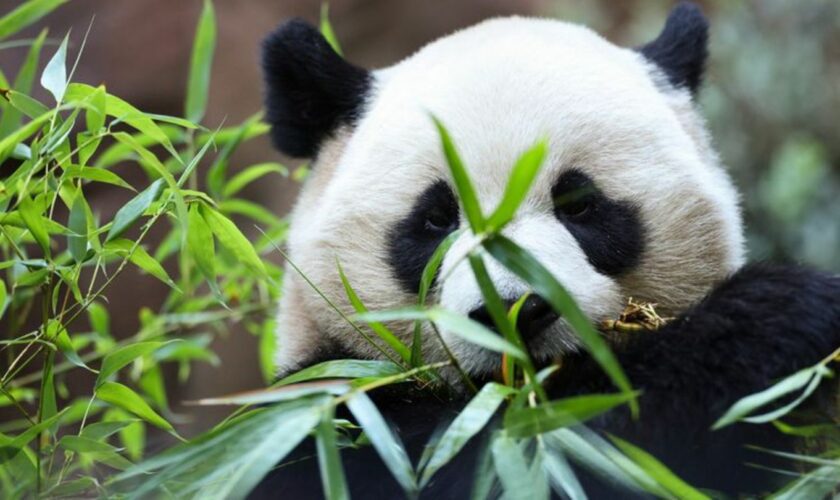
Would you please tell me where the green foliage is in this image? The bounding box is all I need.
[0,0,283,496]
[2,1,837,498]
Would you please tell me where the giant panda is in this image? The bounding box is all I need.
[252,3,840,498]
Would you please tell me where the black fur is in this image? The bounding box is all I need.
[639,2,709,94]
[552,169,645,276]
[253,264,840,498]
[387,180,460,294]
[261,19,371,158]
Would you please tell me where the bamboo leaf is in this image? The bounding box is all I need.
[492,435,547,500]
[65,83,179,159]
[0,29,46,136]
[276,359,403,386]
[40,33,69,103]
[609,435,709,500]
[432,116,484,233]
[319,4,343,55]
[96,381,173,432]
[712,365,830,430]
[185,0,216,123]
[64,165,135,191]
[483,235,636,414]
[96,341,168,388]
[420,383,513,486]
[485,140,547,231]
[346,392,417,494]
[187,203,217,288]
[338,259,410,362]
[105,179,164,242]
[356,307,527,360]
[67,192,89,263]
[0,0,66,40]
[109,397,326,499]
[504,393,637,438]
[19,194,50,256]
[316,407,350,500]
[105,238,179,290]
[201,205,266,276]
[222,162,287,198]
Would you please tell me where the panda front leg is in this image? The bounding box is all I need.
[548,263,840,494]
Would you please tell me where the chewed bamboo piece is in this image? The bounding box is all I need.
[600,297,673,333]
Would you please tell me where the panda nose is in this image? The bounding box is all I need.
[467,295,559,340]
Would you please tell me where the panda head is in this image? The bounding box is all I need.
[264,3,745,377]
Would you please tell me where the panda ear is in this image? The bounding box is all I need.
[261,19,371,158]
[638,2,709,95]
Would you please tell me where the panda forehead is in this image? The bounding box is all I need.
[332,17,695,190]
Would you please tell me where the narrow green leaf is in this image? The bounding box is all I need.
[0,108,55,160]
[319,3,343,55]
[80,420,137,441]
[0,29,46,136]
[85,84,107,132]
[338,259,411,362]
[485,140,547,231]
[0,0,66,39]
[64,165,135,191]
[413,230,460,365]
[504,393,638,438]
[316,407,350,500]
[545,428,661,496]
[65,83,179,159]
[68,193,89,263]
[222,163,288,198]
[185,0,216,123]
[712,365,829,430]
[201,205,266,276]
[420,383,513,486]
[542,447,586,500]
[610,435,710,500]
[40,33,69,103]
[105,179,164,242]
[50,320,91,370]
[187,203,217,286]
[39,351,57,427]
[429,307,526,360]
[6,90,50,119]
[96,341,167,388]
[109,397,325,500]
[0,279,7,320]
[483,235,636,414]
[356,306,526,359]
[275,359,403,386]
[96,381,173,432]
[492,435,546,500]
[59,435,120,454]
[346,392,418,494]
[105,239,179,290]
[18,194,50,256]
[432,116,484,232]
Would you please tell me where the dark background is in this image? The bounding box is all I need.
[4,0,839,436]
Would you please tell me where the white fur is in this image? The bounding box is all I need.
[275,17,745,376]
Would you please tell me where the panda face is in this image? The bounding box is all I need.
[265,11,745,377]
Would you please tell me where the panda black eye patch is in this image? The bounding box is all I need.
[552,169,645,276]
[387,181,459,294]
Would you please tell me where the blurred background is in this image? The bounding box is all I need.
[4,0,839,435]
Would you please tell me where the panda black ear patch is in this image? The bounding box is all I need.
[261,19,371,158]
[638,2,709,95]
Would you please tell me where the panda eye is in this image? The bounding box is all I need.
[424,206,457,233]
[554,192,592,218]
[553,186,596,219]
